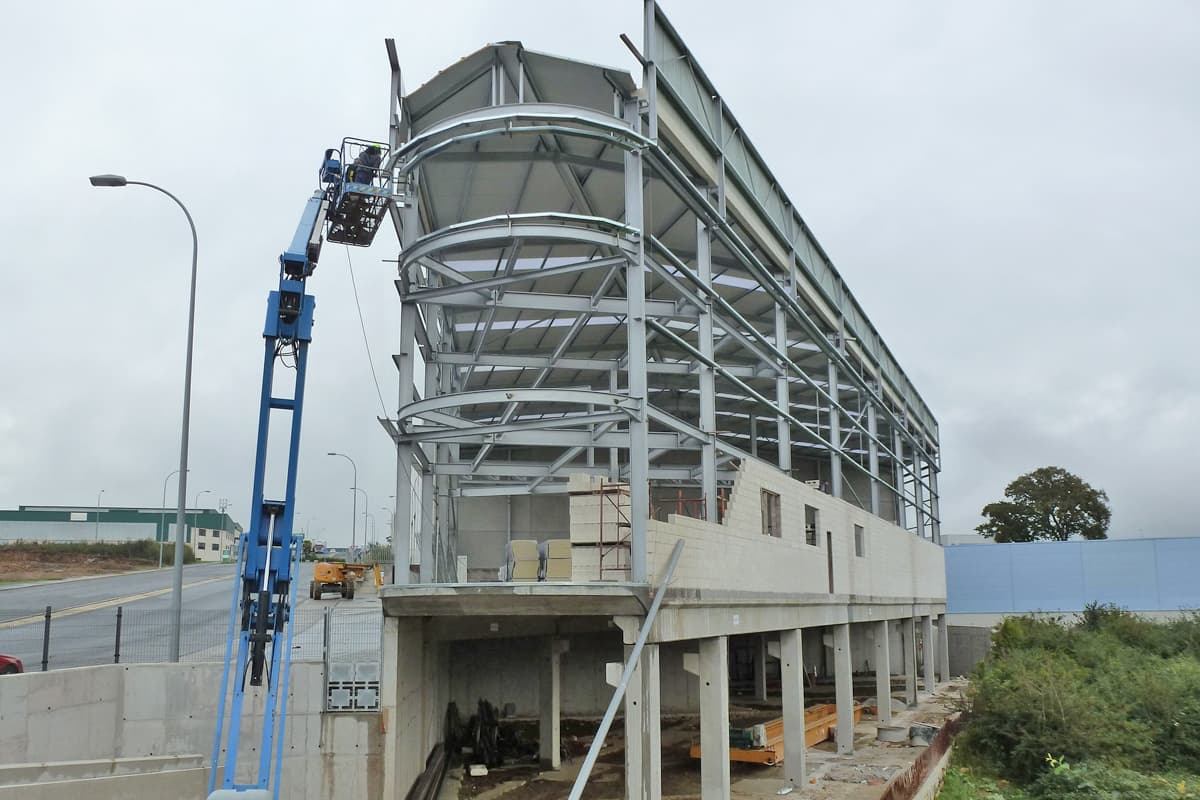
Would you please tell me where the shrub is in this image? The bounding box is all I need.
[1029,761,1200,800]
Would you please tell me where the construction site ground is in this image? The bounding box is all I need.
[440,679,968,800]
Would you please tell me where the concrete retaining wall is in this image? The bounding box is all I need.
[0,661,380,800]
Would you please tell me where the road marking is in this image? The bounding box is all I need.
[0,576,229,629]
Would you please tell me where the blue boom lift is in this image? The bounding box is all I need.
[206,139,392,800]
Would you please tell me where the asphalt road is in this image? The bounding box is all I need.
[0,563,381,670]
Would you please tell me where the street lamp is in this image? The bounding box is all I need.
[327,452,357,550]
[90,173,198,663]
[159,469,183,568]
[353,487,370,547]
[192,489,212,546]
[94,489,105,540]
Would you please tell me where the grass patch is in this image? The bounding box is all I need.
[0,540,196,565]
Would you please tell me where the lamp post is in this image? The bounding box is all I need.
[159,469,182,568]
[353,487,370,547]
[192,489,212,548]
[327,452,357,551]
[94,489,105,540]
[90,173,198,663]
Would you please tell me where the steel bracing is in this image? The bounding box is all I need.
[379,5,940,583]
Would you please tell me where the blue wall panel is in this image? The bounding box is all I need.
[947,537,1200,614]
[1155,538,1200,610]
[1010,542,1086,612]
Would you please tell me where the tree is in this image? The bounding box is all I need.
[301,538,315,561]
[976,466,1111,542]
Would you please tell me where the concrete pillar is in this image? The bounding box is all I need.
[755,634,769,701]
[639,644,662,800]
[539,638,565,769]
[780,628,807,788]
[833,623,853,755]
[381,616,427,799]
[874,620,892,725]
[938,614,951,681]
[901,617,917,708]
[618,618,661,800]
[699,636,730,800]
[922,615,936,692]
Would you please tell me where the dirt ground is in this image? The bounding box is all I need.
[0,549,152,582]
[441,680,968,800]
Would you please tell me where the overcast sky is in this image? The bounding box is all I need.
[1,1,1196,546]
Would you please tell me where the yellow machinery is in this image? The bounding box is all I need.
[309,561,384,600]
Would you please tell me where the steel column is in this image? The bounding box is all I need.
[827,354,842,498]
[696,219,717,521]
[867,392,881,516]
[624,99,649,583]
[775,303,791,473]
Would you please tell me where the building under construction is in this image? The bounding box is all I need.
[377,4,947,798]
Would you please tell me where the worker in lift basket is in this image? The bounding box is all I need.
[348,145,382,186]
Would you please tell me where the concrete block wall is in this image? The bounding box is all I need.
[641,458,944,600]
[446,632,703,717]
[456,494,571,573]
[0,662,380,800]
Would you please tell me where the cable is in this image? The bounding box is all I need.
[341,245,440,572]
[343,245,390,419]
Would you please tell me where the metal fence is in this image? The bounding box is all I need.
[0,605,381,673]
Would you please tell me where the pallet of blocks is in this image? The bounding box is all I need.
[688,704,864,765]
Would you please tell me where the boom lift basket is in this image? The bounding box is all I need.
[327,137,392,247]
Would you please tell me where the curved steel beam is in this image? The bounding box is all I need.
[400,212,637,269]
[397,388,641,424]
[387,103,651,174]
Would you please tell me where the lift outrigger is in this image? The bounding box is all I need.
[206,139,393,800]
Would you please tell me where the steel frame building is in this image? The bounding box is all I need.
[382,4,940,584]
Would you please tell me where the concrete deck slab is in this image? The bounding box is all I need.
[379,582,649,617]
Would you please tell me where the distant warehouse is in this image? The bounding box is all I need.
[0,505,242,563]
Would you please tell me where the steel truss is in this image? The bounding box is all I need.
[381,11,941,583]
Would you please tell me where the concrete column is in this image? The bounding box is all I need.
[874,619,892,725]
[623,101,649,583]
[780,628,807,788]
[539,638,564,769]
[937,614,951,681]
[624,642,644,798]
[381,616,427,799]
[699,636,730,800]
[901,616,917,708]
[639,644,662,800]
[754,634,769,701]
[775,304,791,473]
[827,357,843,498]
[922,615,936,692]
[833,623,853,754]
[696,220,718,524]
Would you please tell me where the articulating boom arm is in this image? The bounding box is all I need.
[208,143,389,800]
